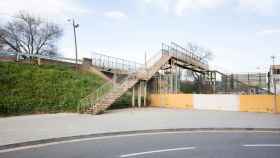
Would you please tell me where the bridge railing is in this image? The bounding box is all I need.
[161,42,208,67]
[0,51,17,56]
[1,51,84,64]
[92,52,143,73]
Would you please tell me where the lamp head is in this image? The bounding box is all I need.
[74,24,79,28]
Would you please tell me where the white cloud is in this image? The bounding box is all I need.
[141,0,225,16]
[256,29,280,36]
[175,0,225,16]
[104,11,127,20]
[0,0,91,19]
[143,0,171,12]
[238,0,276,15]
[140,0,280,16]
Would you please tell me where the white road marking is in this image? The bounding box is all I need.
[243,144,280,147]
[120,147,196,157]
[0,130,279,153]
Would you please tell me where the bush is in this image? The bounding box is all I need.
[0,62,105,116]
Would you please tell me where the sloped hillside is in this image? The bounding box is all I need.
[0,62,105,116]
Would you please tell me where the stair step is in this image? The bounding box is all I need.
[85,56,172,115]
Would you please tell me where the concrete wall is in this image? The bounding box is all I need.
[193,94,239,111]
[150,93,280,113]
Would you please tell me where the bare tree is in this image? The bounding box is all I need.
[186,42,213,62]
[0,12,63,56]
[186,42,214,93]
[0,30,5,51]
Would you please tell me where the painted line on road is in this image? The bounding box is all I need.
[120,147,196,157]
[1,130,280,153]
[243,144,280,147]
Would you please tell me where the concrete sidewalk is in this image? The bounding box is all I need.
[1,108,280,146]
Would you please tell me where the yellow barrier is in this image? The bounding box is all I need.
[239,95,280,113]
[150,94,280,113]
[150,94,193,109]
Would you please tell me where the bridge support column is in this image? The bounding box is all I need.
[138,82,142,108]
[175,66,178,93]
[113,73,117,88]
[132,86,135,107]
[37,57,41,65]
[209,71,216,93]
[143,81,147,107]
[177,67,181,93]
[159,73,162,94]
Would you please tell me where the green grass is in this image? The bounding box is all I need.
[0,62,105,116]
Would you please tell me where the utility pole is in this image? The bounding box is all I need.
[271,55,277,113]
[68,19,79,71]
[145,51,147,69]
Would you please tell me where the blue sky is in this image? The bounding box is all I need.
[1,0,280,73]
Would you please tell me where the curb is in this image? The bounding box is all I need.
[1,128,280,151]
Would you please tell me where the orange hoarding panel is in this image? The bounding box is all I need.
[240,95,280,113]
[150,94,280,113]
[150,94,193,109]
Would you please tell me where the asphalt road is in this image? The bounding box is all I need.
[1,131,280,158]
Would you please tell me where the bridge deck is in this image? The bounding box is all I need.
[91,42,209,76]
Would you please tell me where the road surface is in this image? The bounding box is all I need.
[1,131,280,158]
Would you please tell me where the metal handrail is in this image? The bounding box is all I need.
[78,68,138,113]
[162,43,208,66]
[214,70,271,94]
[79,49,163,114]
[0,51,17,56]
[15,52,83,64]
[136,51,166,78]
[171,42,209,65]
[145,51,163,68]
[78,81,113,113]
[79,43,211,113]
[92,52,144,73]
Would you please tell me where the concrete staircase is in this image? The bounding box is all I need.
[145,54,171,80]
[86,76,138,114]
[85,54,172,114]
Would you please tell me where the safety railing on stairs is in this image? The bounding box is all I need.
[78,70,138,114]
[136,52,161,78]
[78,81,114,113]
[145,51,164,68]
[79,42,211,113]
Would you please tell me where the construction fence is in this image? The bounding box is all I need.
[150,94,280,113]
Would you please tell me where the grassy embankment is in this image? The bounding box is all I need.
[0,62,105,116]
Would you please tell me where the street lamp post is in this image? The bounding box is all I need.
[271,55,277,113]
[68,19,79,71]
